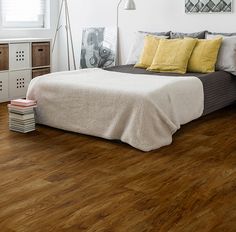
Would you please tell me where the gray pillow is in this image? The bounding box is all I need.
[208,32,236,36]
[170,31,206,39]
[139,31,171,37]
[207,34,236,75]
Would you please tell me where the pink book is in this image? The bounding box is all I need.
[11,99,37,107]
[8,104,36,109]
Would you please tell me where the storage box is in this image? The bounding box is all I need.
[9,70,31,99]
[9,43,30,70]
[0,44,9,71]
[32,68,50,78]
[0,72,9,102]
[32,42,50,67]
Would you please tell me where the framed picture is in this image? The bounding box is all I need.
[80,27,117,69]
[185,0,232,13]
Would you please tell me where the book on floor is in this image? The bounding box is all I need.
[9,113,35,120]
[10,99,37,107]
[8,99,37,133]
[8,109,34,115]
[9,127,35,133]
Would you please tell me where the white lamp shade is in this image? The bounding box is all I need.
[124,0,136,10]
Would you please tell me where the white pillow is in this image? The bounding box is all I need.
[126,32,168,65]
[207,34,236,75]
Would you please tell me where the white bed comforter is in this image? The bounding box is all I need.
[27,68,204,151]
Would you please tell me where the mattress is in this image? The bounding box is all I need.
[106,65,236,115]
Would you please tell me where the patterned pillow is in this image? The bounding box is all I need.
[170,31,206,39]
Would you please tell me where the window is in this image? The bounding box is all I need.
[1,0,46,28]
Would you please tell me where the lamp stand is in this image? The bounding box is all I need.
[116,0,136,65]
[116,0,123,28]
[52,0,76,70]
[116,0,123,65]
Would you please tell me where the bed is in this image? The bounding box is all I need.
[27,66,236,151]
[108,65,236,116]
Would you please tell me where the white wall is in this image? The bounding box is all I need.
[0,0,59,71]
[57,0,236,71]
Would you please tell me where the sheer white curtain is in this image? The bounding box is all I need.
[1,0,46,28]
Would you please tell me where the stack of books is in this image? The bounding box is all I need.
[8,99,37,133]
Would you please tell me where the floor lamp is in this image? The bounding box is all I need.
[116,0,136,64]
[52,0,76,70]
[116,0,136,27]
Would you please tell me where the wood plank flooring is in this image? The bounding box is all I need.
[0,102,236,232]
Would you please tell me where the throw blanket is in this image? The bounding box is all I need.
[27,68,204,152]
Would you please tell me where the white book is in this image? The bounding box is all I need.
[10,123,35,127]
[10,128,35,133]
[10,118,35,123]
[9,109,34,115]
[9,113,35,120]
[10,127,35,132]
[10,124,35,130]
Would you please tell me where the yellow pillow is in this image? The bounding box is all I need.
[148,38,197,74]
[188,37,222,73]
[135,35,161,69]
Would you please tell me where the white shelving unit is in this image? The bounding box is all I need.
[0,38,51,103]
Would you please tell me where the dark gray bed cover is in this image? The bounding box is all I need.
[106,65,236,115]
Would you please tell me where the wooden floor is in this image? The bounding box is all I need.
[0,102,236,232]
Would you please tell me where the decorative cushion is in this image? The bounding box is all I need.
[188,37,222,73]
[139,31,171,37]
[170,31,206,39]
[207,34,236,75]
[148,38,197,74]
[135,35,162,69]
[126,31,169,65]
[208,32,236,37]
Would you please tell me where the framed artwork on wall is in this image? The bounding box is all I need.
[80,27,117,69]
[185,0,232,13]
